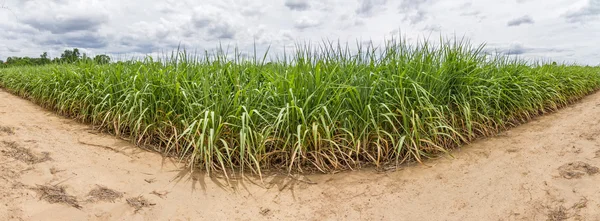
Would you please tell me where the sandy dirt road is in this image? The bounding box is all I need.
[1,88,600,221]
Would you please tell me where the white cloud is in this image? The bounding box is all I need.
[294,17,321,30]
[0,0,598,65]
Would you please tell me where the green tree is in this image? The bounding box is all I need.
[93,54,111,64]
[60,48,81,63]
[40,52,51,65]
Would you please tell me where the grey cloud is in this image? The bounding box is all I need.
[191,9,238,40]
[119,36,135,47]
[117,26,182,53]
[354,19,366,26]
[459,10,486,22]
[132,43,158,54]
[0,24,38,40]
[399,0,430,10]
[484,44,526,55]
[7,47,20,53]
[208,23,236,39]
[504,44,526,55]
[118,36,159,54]
[294,17,321,29]
[563,0,600,23]
[281,30,295,42]
[241,7,264,16]
[22,14,107,34]
[0,23,37,34]
[398,0,433,24]
[338,14,366,28]
[459,2,472,8]
[285,0,310,11]
[192,17,211,28]
[460,11,480,17]
[405,10,426,24]
[493,43,567,55]
[157,0,183,14]
[507,15,534,26]
[42,32,108,49]
[356,0,387,17]
[422,24,441,32]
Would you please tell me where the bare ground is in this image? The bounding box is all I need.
[1,88,600,221]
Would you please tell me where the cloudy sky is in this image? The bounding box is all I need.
[0,0,598,64]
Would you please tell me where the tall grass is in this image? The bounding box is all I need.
[1,38,599,177]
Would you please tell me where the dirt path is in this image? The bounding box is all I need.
[1,88,600,221]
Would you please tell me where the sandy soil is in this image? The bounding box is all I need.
[1,88,600,221]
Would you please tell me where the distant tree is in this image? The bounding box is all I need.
[1,49,112,67]
[6,56,33,66]
[40,52,51,65]
[60,50,73,63]
[73,48,80,58]
[60,48,81,63]
[93,54,111,64]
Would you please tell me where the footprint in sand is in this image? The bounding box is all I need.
[557,161,599,179]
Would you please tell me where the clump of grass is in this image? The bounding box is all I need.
[1,36,599,176]
[0,126,14,135]
[126,196,154,212]
[547,206,568,221]
[1,141,51,164]
[86,185,123,203]
[32,184,81,209]
[545,197,588,221]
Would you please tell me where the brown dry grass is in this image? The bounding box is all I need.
[126,196,155,212]
[86,185,123,203]
[1,141,51,164]
[31,185,81,209]
[545,197,588,221]
[149,190,169,199]
[0,126,14,135]
[547,206,568,221]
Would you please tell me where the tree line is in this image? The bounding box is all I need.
[1,48,111,68]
